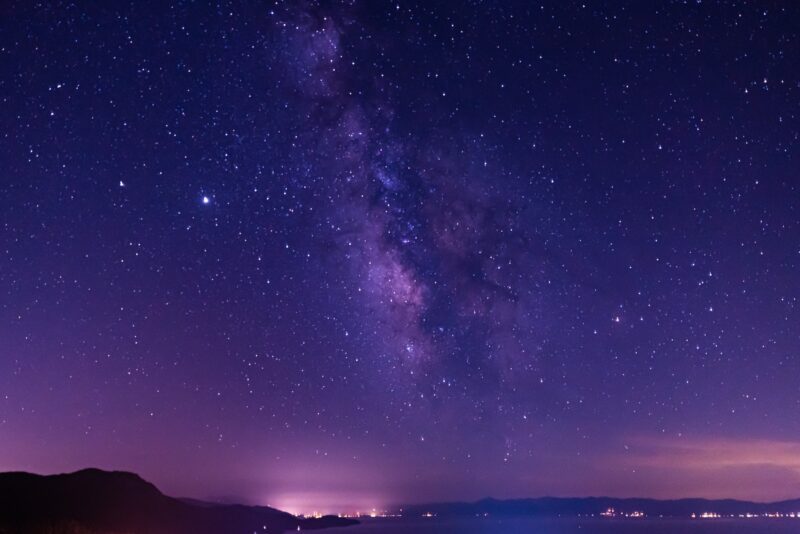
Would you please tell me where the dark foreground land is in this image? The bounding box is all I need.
[0,468,357,534]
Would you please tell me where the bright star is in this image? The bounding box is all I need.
[202,196,211,205]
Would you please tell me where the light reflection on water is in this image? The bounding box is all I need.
[332,516,800,533]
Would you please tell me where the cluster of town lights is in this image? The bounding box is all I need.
[599,508,645,518]
[300,507,800,521]
[692,512,800,519]
[591,508,800,520]
[301,509,401,520]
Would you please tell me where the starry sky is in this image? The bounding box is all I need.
[2,0,800,514]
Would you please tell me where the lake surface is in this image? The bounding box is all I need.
[333,517,800,533]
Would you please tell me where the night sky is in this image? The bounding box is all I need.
[2,0,800,514]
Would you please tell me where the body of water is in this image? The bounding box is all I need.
[332,517,800,533]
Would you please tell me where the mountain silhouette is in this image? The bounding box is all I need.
[0,468,357,534]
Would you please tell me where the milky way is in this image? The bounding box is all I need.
[2,1,800,512]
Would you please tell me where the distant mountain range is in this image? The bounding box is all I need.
[0,468,357,534]
[5,468,800,534]
[402,496,800,518]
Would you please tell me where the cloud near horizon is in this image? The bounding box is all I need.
[608,436,800,501]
